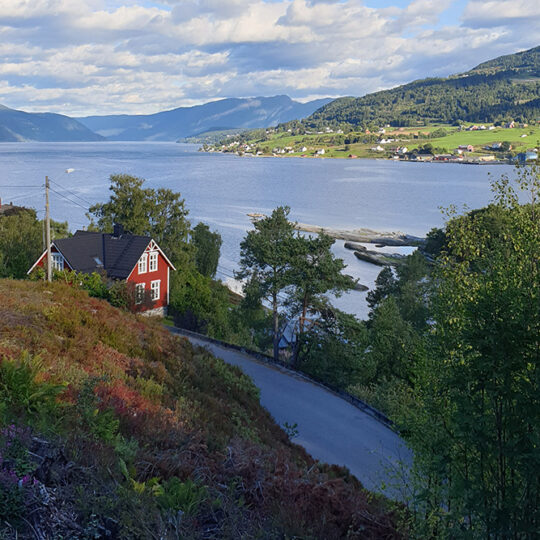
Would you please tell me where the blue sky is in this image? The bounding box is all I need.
[0,0,538,116]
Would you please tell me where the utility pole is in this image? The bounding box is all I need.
[45,176,52,282]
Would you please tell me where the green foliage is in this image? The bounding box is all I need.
[50,219,70,240]
[500,140,511,152]
[0,208,42,279]
[282,421,299,439]
[298,308,368,388]
[288,233,355,329]
[404,164,540,537]
[191,222,222,278]
[209,358,260,402]
[0,425,35,477]
[366,266,397,313]
[64,270,109,299]
[350,251,430,417]
[417,143,434,155]
[0,352,64,418]
[430,127,448,138]
[231,282,274,352]
[367,297,420,384]
[237,206,297,361]
[169,266,232,339]
[423,226,447,257]
[368,251,429,332]
[76,377,120,444]
[237,210,354,363]
[0,471,25,523]
[87,173,191,265]
[157,477,207,516]
[348,377,415,423]
[0,425,42,526]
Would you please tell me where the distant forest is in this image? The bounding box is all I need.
[283,45,540,130]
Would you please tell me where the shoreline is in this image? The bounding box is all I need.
[294,223,425,246]
[201,147,510,165]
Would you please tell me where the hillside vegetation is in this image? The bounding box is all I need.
[0,279,400,539]
[293,46,540,129]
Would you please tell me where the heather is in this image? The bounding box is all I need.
[0,279,400,539]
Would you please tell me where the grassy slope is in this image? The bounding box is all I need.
[0,279,401,539]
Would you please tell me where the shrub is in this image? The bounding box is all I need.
[0,352,64,418]
[157,477,207,516]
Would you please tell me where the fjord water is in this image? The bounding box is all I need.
[0,142,513,317]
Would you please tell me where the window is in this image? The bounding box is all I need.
[138,254,147,274]
[135,283,145,305]
[149,252,158,272]
[150,280,160,301]
[52,253,64,271]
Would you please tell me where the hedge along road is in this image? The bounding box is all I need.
[170,329,412,500]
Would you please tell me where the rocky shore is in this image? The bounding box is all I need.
[342,242,405,266]
[295,223,425,247]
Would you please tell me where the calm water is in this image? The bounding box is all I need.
[0,142,513,317]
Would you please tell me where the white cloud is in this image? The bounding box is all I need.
[462,0,540,26]
[0,0,538,115]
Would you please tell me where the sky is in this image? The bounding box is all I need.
[0,0,538,116]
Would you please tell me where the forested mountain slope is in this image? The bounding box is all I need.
[0,104,104,142]
[301,46,540,128]
[77,95,332,141]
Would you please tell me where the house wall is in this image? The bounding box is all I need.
[31,241,172,315]
[127,249,170,311]
[34,246,72,271]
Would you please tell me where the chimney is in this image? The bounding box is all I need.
[112,223,124,238]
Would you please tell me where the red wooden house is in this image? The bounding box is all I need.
[28,224,176,315]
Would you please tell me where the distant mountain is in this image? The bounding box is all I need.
[0,104,104,142]
[77,96,332,141]
[298,46,540,129]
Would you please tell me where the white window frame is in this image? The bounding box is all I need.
[150,280,160,301]
[149,251,158,272]
[138,253,148,274]
[135,283,145,304]
[52,253,64,271]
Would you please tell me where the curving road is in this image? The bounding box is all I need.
[171,329,412,499]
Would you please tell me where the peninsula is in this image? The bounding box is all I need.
[294,223,425,247]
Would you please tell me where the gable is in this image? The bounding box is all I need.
[127,240,176,280]
[28,229,176,279]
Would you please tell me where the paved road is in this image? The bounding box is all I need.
[171,330,412,499]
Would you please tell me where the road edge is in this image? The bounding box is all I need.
[168,325,394,430]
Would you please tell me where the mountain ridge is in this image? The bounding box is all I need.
[0,105,105,142]
[77,95,333,141]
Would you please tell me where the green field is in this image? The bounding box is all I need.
[213,123,539,160]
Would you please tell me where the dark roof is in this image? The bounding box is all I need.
[0,203,26,217]
[54,230,153,279]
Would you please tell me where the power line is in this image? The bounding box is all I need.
[0,184,42,188]
[49,178,94,207]
[4,189,42,203]
[48,186,90,212]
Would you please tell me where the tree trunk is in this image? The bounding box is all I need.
[272,291,279,362]
[291,293,309,368]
